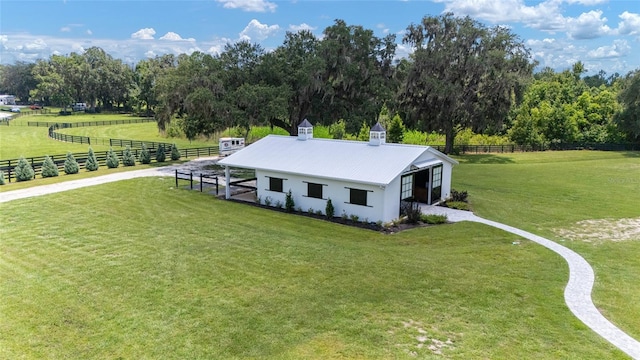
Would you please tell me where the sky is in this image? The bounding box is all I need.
[1,0,639,76]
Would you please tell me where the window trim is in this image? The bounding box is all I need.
[303,181,327,200]
[345,187,373,207]
[265,176,286,193]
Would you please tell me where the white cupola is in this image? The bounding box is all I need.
[298,119,313,140]
[369,122,386,146]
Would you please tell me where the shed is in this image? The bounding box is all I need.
[217,121,458,223]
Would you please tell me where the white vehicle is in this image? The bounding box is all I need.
[219,137,245,156]
[72,102,87,111]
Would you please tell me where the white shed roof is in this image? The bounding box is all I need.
[218,135,457,186]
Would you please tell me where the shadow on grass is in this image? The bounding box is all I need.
[620,151,640,158]
[456,154,516,164]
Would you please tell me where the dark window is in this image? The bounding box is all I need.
[307,182,323,199]
[269,177,283,192]
[349,188,368,206]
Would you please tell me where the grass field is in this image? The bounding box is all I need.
[452,150,640,341]
[0,177,626,359]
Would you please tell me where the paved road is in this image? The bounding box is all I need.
[422,205,640,359]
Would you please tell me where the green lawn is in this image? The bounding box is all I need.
[452,150,640,341]
[0,177,626,359]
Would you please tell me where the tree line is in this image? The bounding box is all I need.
[1,14,638,153]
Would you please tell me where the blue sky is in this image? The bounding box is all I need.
[1,0,639,75]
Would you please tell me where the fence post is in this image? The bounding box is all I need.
[216,176,219,195]
[190,172,193,190]
[175,169,178,188]
[200,174,203,192]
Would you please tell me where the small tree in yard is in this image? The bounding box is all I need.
[64,151,79,174]
[0,170,6,185]
[139,144,151,164]
[325,198,335,219]
[41,156,59,178]
[170,143,181,161]
[156,144,166,162]
[122,145,136,166]
[86,147,99,171]
[15,156,35,182]
[285,190,295,212]
[106,147,120,168]
[387,113,406,143]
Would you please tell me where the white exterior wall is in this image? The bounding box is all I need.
[256,170,396,223]
[440,161,454,201]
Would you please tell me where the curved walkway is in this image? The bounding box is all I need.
[1,170,638,358]
[422,205,640,359]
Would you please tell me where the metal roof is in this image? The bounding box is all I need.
[218,135,457,186]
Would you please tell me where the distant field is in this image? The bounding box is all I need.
[453,150,640,341]
[0,177,625,359]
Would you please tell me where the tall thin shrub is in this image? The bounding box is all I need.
[139,143,151,164]
[86,147,99,171]
[106,147,119,168]
[41,155,59,178]
[170,143,181,161]
[325,198,335,218]
[156,144,166,162]
[122,145,136,166]
[64,151,79,174]
[285,190,295,213]
[15,156,35,182]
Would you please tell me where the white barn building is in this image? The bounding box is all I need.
[217,120,458,223]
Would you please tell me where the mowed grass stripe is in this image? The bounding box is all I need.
[0,177,625,359]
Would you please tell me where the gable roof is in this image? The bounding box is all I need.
[218,135,457,186]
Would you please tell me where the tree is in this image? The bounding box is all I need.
[156,144,166,162]
[357,122,370,141]
[170,143,181,161]
[615,69,640,143]
[15,156,35,182]
[41,156,59,178]
[64,151,79,174]
[387,113,406,143]
[325,198,335,218]
[400,13,535,153]
[106,147,120,168]
[86,147,99,171]
[0,62,37,103]
[122,145,136,166]
[138,144,151,164]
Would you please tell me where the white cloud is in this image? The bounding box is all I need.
[131,28,156,40]
[24,39,48,52]
[86,29,93,36]
[160,32,195,42]
[566,10,611,39]
[588,39,631,59]
[617,11,640,36]
[144,50,156,58]
[61,26,71,33]
[288,23,316,32]
[565,0,607,5]
[239,19,279,41]
[216,0,276,13]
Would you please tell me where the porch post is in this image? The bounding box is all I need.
[427,167,433,205]
[225,165,231,199]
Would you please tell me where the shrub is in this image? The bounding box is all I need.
[41,156,59,178]
[285,190,295,212]
[0,170,5,185]
[156,144,166,162]
[171,143,181,160]
[122,145,136,166]
[64,151,79,174]
[264,196,272,206]
[138,144,151,164]
[446,201,471,211]
[341,210,348,220]
[421,214,448,224]
[450,189,469,203]
[275,200,283,209]
[402,201,422,224]
[325,198,335,218]
[315,210,323,216]
[106,147,120,168]
[15,156,35,182]
[86,147,99,171]
[349,214,360,222]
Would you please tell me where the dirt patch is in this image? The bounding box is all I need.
[554,217,640,243]
[391,319,456,357]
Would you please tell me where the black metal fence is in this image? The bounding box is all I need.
[175,170,219,194]
[430,143,640,154]
[29,118,155,128]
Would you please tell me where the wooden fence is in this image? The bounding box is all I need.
[0,146,218,183]
[29,118,155,128]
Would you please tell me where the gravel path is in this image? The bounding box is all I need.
[422,205,640,359]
